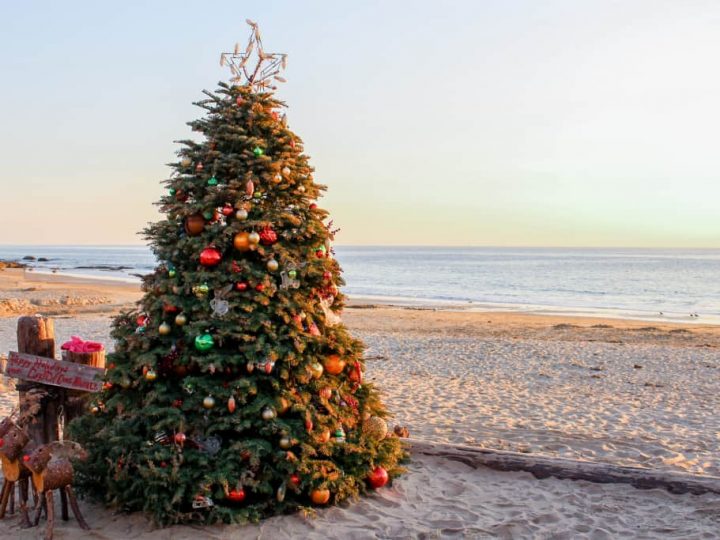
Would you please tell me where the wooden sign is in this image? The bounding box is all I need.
[4,352,105,393]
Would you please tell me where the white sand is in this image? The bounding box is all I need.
[0,454,718,539]
[1,289,719,537]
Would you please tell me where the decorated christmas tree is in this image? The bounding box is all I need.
[69,22,405,525]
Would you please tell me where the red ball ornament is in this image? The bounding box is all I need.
[289,473,301,486]
[259,226,278,246]
[235,282,248,291]
[221,204,234,216]
[255,283,265,292]
[310,203,318,210]
[195,162,204,172]
[227,488,246,503]
[367,466,389,489]
[236,96,244,106]
[163,304,179,314]
[200,246,222,267]
[136,314,149,327]
[323,271,332,280]
[174,433,187,446]
[172,399,183,408]
[316,250,325,258]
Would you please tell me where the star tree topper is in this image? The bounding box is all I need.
[220,20,288,91]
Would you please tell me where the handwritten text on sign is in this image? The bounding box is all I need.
[5,352,105,392]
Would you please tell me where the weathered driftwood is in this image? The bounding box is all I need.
[408,439,720,496]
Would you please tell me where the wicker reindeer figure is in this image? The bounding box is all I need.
[26,441,89,540]
[0,417,34,527]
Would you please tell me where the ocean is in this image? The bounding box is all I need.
[1,245,719,323]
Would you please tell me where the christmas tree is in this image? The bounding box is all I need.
[69,22,405,525]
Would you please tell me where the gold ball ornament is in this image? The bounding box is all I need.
[144,369,157,382]
[235,209,248,221]
[158,322,171,336]
[248,232,261,245]
[362,416,388,441]
[267,259,279,272]
[272,173,282,184]
[261,407,277,421]
[180,157,192,167]
[310,362,324,379]
[203,396,216,409]
[175,313,187,326]
[279,437,292,449]
[282,166,291,177]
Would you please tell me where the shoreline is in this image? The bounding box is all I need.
[2,268,717,326]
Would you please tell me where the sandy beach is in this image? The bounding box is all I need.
[0,268,718,538]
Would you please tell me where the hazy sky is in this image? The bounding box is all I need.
[1,1,719,247]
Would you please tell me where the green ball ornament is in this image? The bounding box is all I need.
[207,176,218,186]
[168,268,176,278]
[168,188,176,196]
[253,146,264,157]
[288,269,297,279]
[253,191,262,199]
[193,283,209,298]
[194,333,214,352]
[202,210,213,220]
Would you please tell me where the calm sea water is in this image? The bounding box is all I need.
[1,245,719,323]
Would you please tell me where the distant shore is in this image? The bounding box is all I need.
[1,266,718,328]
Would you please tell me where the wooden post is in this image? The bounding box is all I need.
[62,350,105,426]
[16,316,57,447]
[15,316,69,522]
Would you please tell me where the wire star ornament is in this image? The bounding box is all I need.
[220,20,288,91]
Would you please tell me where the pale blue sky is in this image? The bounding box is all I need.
[1,1,719,246]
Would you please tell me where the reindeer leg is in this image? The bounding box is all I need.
[0,479,11,519]
[18,477,30,528]
[33,490,44,526]
[59,487,68,521]
[0,479,9,518]
[8,481,14,515]
[65,486,89,530]
[44,490,54,540]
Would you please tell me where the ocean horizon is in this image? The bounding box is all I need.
[1,244,719,324]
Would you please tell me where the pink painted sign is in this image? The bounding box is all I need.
[4,352,105,392]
